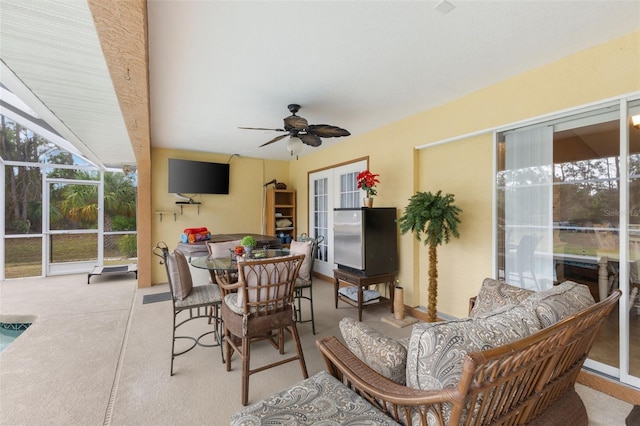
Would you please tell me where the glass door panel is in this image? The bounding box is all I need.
[46,181,99,275]
[626,101,640,381]
[498,105,623,377]
[308,159,367,277]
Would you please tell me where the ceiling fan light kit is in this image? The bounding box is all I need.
[240,104,350,156]
[286,136,304,159]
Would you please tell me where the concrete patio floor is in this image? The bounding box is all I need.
[0,273,634,425]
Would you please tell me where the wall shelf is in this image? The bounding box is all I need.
[155,202,202,222]
[155,211,177,222]
[175,202,200,215]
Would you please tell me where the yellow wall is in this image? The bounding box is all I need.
[287,30,640,318]
[150,148,288,284]
[417,135,493,317]
[149,31,640,317]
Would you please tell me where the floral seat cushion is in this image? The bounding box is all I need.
[230,370,400,425]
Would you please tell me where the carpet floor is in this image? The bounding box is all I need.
[0,273,635,425]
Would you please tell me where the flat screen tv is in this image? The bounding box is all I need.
[168,158,230,195]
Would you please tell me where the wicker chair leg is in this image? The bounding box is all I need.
[241,335,251,406]
[279,328,285,354]
[290,324,309,379]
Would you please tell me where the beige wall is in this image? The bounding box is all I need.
[149,31,640,317]
[150,148,288,284]
[287,30,640,317]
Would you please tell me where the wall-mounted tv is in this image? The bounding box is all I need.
[168,158,230,195]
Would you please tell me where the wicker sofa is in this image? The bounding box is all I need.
[231,279,621,425]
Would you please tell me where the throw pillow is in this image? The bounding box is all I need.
[275,218,293,228]
[339,317,408,384]
[289,240,313,281]
[469,278,534,317]
[523,280,595,328]
[207,239,241,258]
[167,249,193,300]
[406,304,540,392]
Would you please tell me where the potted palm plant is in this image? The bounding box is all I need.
[398,190,462,322]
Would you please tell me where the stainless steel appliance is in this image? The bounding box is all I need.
[334,207,398,276]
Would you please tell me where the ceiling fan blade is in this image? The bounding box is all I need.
[299,133,322,147]
[259,133,290,147]
[284,115,308,130]
[238,127,286,132]
[307,124,350,138]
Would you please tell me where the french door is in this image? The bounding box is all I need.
[308,159,366,276]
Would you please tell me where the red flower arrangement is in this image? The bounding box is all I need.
[356,170,380,197]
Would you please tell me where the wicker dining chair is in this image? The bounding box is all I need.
[218,254,308,405]
[289,234,324,334]
[153,242,223,375]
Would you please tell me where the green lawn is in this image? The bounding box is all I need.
[4,234,136,279]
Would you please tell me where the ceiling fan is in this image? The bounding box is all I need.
[239,104,350,148]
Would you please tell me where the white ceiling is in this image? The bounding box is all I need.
[0,0,132,167]
[2,1,640,166]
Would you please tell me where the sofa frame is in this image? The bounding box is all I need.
[316,289,621,425]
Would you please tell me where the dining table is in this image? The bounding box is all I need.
[190,248,290,285]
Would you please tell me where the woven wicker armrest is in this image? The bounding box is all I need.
[217,279,243,293]
[316,336,458,424]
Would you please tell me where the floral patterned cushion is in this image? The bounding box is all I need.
[469,278,534,317]
[406,303,541,392]
[339,317,409,384]
[523,281,595,328]
[230,370,400,425]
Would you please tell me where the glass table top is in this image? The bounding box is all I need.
[190,248,290,271]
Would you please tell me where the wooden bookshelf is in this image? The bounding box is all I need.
[265,189,296,245]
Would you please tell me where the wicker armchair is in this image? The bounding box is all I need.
[218,254,308,405]
[316,289,621,425]
[232,283,621,425]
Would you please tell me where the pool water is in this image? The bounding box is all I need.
[0,323,31,352]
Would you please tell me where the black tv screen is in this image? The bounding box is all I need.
[168,158,230,194]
